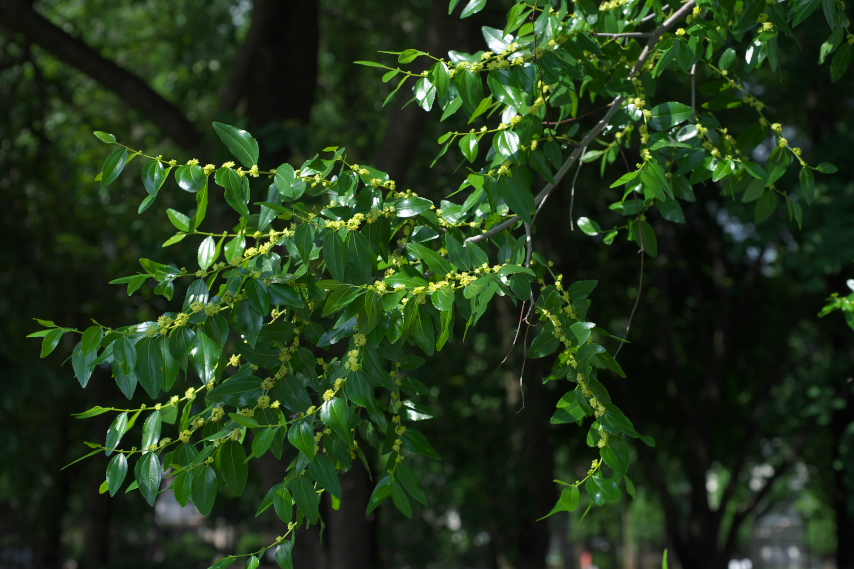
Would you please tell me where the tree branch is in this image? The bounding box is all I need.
[0,0,203,153]
[465,1,696,246]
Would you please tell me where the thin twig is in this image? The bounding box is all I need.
[541,102,613,126]
[464,0,697,247]
[691,62,697,109]
[594,32,654,37]
[569,146,586,230]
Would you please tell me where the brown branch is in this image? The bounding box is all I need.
[0,0,203,153]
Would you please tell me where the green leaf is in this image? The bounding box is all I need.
[395,461,428,506]
[497,170,534,223]
[216,440,248,495]
[94,131,116,144]
[321,398,353,447]
[213,122,259,168]
[219,168,251,218]
[39,328,65,358]
[207,375,264,408]
[640,160,671,201]
[288,420,316,460]
[290,476,320,524]
[135,452,162,506]
[198,236,217,270]
[101,148,129,187]
[402,428,441,460]
[142,160,168,196]
[754,190,777,224]
[106,453,128,497]
[538,486,580,520]
[245,556,260,569]
[175,164,207,193]
[460,0,487,18]
[190,330,220,384]
[105,412,129,456]
[800,167,816,205]
[395,197,433,218]
[407,243,454,277]
[494,130,520,157]
[431,286,455,312]
[459,133,478,162]
[275,543,294,569]
[113,336,137,375]
[136,337,165,398]
[816,162,838,174]
[366,475,393,515]
[252,427,279,459]
[275,163,305,201]
[141,410,162,450]
[308,454,342,499]
[208,558,236,569]
[600,438,631,474]
[391,482,413,518]
[648,102,694,131]
[192,465,217,515]
[577,217,602,236]
[585,476,621,505]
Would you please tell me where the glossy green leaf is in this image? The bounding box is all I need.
[493,130,520,157]
[391,482,413,518]
[800,167,816,205]
[290,475,320,524]
[366,475,393,514]
[460,0,487,18]
[192,465,217,515]
[755,190,777,224]
[217,440,248,495]
[287,420,316,460]
[600,437,631,474]
[189,330,219,384]
[101,148,128,187]
[142,160,168,196]
[141,410,162,450]
[136,337,165,398]
[577,217,602,236]
[585,476,621,506]
[459,133,478,162]
[498,170,534,223]
[648,101,694,131]
[213,122,259,168]
[321,398,353,447]
[113,336,137,376]
[208,557,236,569]
[207,375,264,407]
[395,461,428,506]
[135,452,162,506]
[252,427,279,459]
[275,543,294,569]
[106,453,128,497]
[94,131,116,144]
[175,164,207,193]
[308,454,342,499]
[40,328,65,358]
[198,235,216,270]
[219,168,251,218]
[402,428,441,460]
[395,197,433,218]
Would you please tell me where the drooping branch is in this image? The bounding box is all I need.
[465,1,696,245]
[0,0,203,153]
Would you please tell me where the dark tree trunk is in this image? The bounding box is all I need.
[325,461,377,569]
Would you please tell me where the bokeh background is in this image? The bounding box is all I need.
[1,1,853,568]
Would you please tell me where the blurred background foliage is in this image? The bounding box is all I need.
[1,1,853,568]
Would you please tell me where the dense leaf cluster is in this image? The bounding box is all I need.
[31,0,849,566]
